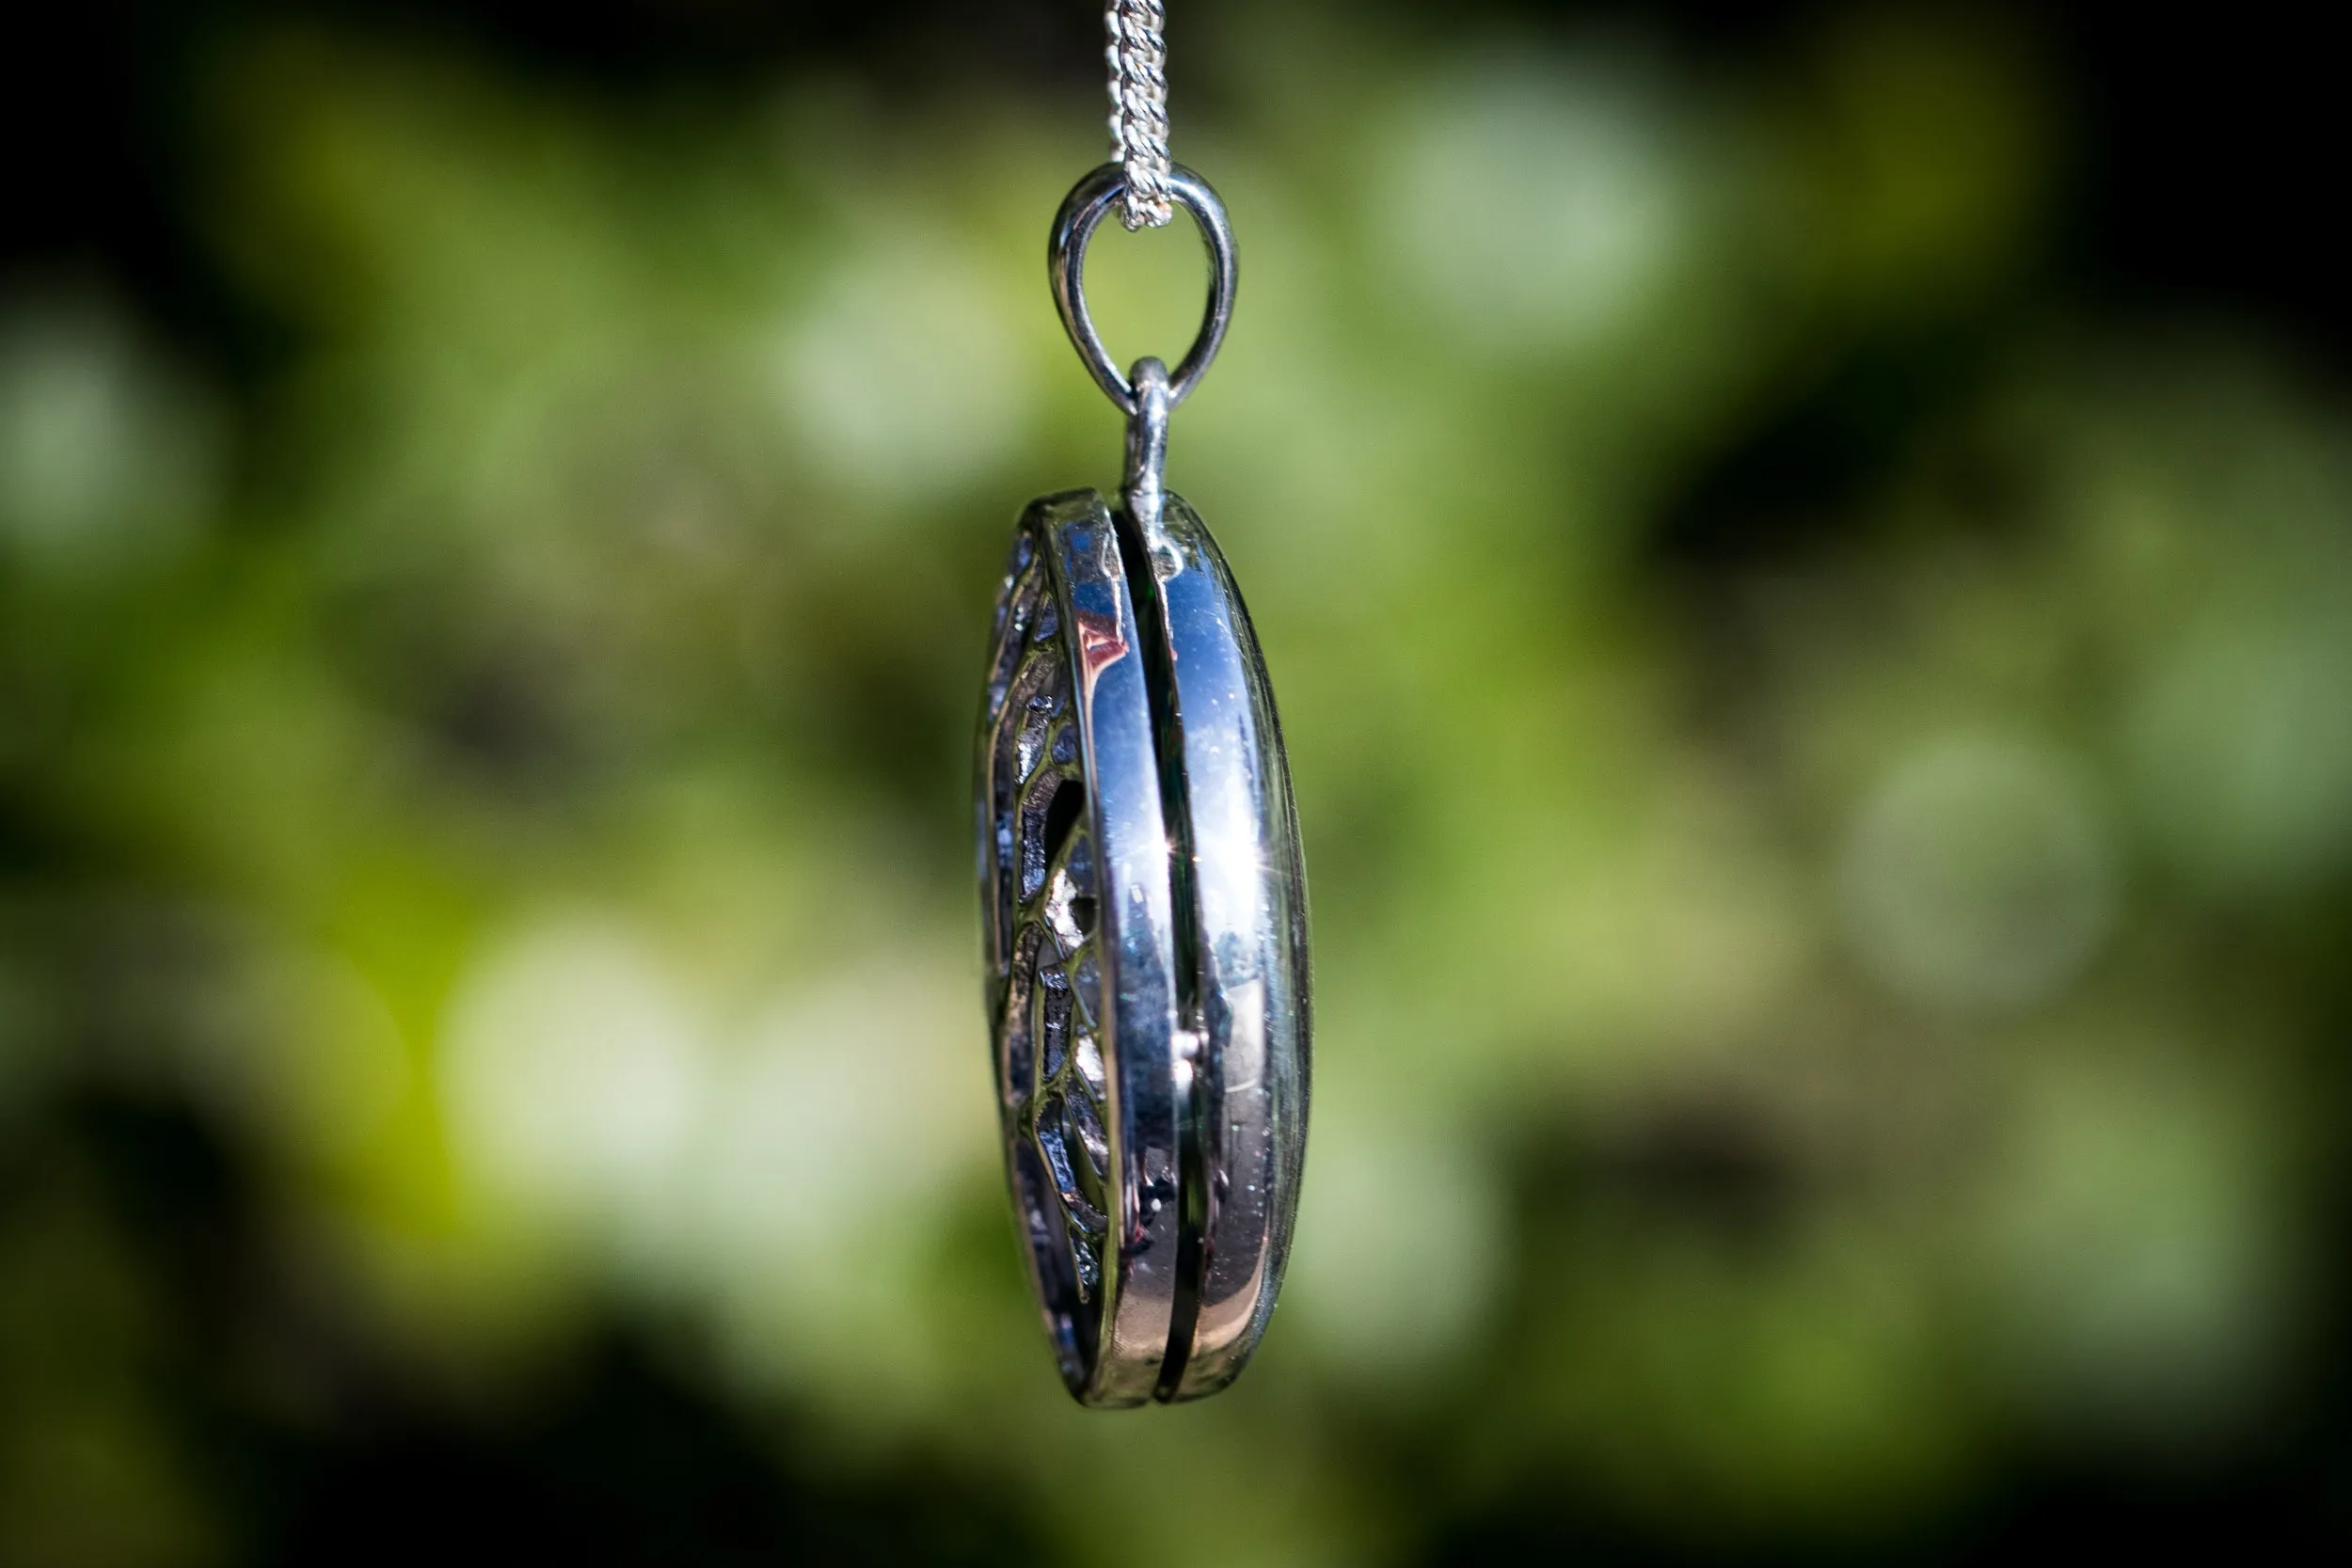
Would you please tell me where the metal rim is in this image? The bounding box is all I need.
[977,485,1310,1406]
[1121,491,1311,1401]
[978,490,1186,1407]
[1049,162,1237,416]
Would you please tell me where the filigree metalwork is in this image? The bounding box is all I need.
[981,525,1113,1358]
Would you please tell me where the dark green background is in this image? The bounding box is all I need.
[5,3,2349,1562]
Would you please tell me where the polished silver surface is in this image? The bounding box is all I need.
[979,491,1186,1407]
[977,483,1310,1405]
[1049,162,1235,416]
[982,159,1305,1407]
[1130,486,1311,1400]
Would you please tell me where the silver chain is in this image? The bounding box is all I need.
[1105,1,1173,230]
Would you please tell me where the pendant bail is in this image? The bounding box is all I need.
[1122,356,1171,541]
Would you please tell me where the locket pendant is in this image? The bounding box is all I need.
[977,164,1310,1405]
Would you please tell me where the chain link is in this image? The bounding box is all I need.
[1105,1,1173,230]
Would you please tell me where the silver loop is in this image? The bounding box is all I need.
[1049,162,1236,417]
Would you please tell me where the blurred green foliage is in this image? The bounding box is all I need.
[4,4,2350,1563]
